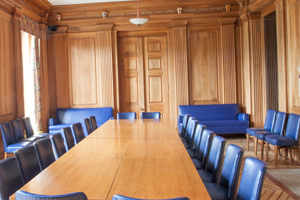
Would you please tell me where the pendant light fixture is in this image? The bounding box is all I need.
[129,0,148,26]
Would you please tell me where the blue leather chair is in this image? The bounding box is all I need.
[62,127,75,151]
[15,190,88,200]
[117,112,137,120]
[182,119,198,149]
[254,111,286,160]
[88,116,98,131]
[265,114,300,167]
[186,124,206,158]
[50,133,67,159]
[112,195,189,200]
[180,116,195,142]
[0,122,32,159]
[23,117,49,138]
[14,145,41,184]
[0,157,24,200]
[237,157,268,200]
[192,129,214,170]
[33,138,56,170]
[204,144,244,200]
[141,112,160,119]
[83,118,93,136]
[178,114,190,136]
[71,123,85,144]
[246,110,276,152]
[198,136,226,183]
[11,119,38,142]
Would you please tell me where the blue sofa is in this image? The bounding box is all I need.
[178,104,249,134]
[49,107,114,136]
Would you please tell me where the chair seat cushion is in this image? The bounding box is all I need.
[246,127,269,136]
[182,140,189,149]
[204,182,229,200]
[6,142,32,153]
[198,170,213,182]
[186,149,196,158]
[33,133,49,138]
[254,131,278,140]
[49,124,71,130]
[200,120,248,127]
[192,158,203,170]
[19,137,39,142]
[265,135,299,146]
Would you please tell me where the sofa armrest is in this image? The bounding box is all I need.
[238,113,249,122]
[49,118,59,126]
[110,117,115,120]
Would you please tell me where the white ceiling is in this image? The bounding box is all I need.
[48,0,133,6]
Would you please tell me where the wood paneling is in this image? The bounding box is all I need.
[68,33,98,107]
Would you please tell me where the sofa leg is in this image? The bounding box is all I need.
[254,137,258,155]
[246,134,250,151]
[261,140,264,160]
[275,146,278,167]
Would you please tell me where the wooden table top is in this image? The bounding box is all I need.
[10,119,211,200]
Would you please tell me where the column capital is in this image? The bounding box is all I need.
[12,7,23,20]
[219,18,237,26]
[170,20,188,27]
[240,11,261,22]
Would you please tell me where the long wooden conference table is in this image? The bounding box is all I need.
[10,119,211,200]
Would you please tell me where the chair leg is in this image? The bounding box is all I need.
[261,140,264,160]
[297,145,300,161]
[254,137,258,155]
[289,148,293,162]
[265,143,269,162]
[246,134,250,151]
[275,146,278,167]
[4,152,7,159]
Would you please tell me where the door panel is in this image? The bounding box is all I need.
[118,36,169,119]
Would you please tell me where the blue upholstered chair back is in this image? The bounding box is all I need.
[206,136,226,183]
[50,133,67,159]
[181,114,190,135]
[88,116,98,131]
[22,117,34,138]
[184,117,195,138]
[220,144,244,200]
[0,122,16,151]
[62,127,75,151]
[112,194,189,200]
[197,129,213,169]
[285,114,300,140]
[237,157,268,200]
[272,112,287,134]
[71,123,85,144]
[11,119,25,141]
[186,119,198,147]
[0,157,24,200]
[34,138,55,170]
[263,110,277,130]
[14,145,41,184]
[15,191,88,200]
[141,112,160,119]
[83,118,93,135]
[117,112,137,120]
[194,124,206,157]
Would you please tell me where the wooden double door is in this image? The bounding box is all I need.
[118,36,169,119]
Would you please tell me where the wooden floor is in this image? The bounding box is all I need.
[1,137,300,199]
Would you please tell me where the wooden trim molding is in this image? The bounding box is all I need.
[67,24,114,33]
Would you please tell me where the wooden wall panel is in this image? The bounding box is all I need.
[0,11,14,121]
[189,30,220,104]
[68,33,98,107]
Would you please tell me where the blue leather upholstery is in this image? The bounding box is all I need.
[82,118,93,136]
[0,122,32,154]
[179,104,249,134]
[117,112,137,120]
[49,107,113,135]
[181,117,196,148]
[62,127,75,151]
[246,110,277,136]
[237,157,268,200]
[192,129,213,170]
[0,157,24,200]
[71,123,85,144]
[112,195,189,200]
[23,117,49,138]
[11,119,38,142]
[186,124,206,158]
[15,190,88,200]
[88,116,98,131]
[178,114,190,136]
[141,112,161,119]
[198,136,226,183]
[204,144,244,200]
[14,145,41,184]
[50,133,67,159]
[33,138,55,170]
[184,119,198,149]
